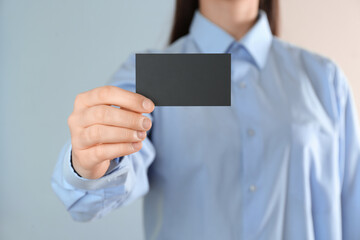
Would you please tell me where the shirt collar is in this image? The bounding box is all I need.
[189,9,273,69]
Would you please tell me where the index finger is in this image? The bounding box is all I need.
[74,85,155,113]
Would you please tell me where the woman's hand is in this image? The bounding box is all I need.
[67,86,155,179]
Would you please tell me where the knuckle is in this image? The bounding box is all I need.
[131,115,142,129]
[122,129,132,140]
[74,93,84,107]
[67,113,75,127]
[97,86,113,102]
[94,107,108,123]
[102,107,110,122]
[89,125,102,142]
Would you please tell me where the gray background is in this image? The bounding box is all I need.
[0,1,174,239]
[1,0,359,240]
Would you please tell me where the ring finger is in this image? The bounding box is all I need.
[78,125,147,149]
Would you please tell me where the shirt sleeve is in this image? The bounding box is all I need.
[334,64,360,239]
[51,52,156,222]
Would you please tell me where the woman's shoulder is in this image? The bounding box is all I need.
[271,37,348,92]
[271,36,338,74]
[271,37,350,121]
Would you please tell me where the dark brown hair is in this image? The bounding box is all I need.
[169,0,279,44]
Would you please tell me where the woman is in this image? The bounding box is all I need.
[52,0,360,239]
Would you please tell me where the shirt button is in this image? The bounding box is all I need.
[249,185,256,192]
[247,128,255,137]
[239,81,247,88]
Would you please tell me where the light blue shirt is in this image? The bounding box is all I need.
[52,10,360,240]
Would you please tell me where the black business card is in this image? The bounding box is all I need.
[136,53,231,106]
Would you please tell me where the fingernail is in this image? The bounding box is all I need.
[142,118,151,129]
[143,99,153,111]
[132,142,142,150]
[137,131,146,139]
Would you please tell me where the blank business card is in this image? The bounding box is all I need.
[136,53,231,106]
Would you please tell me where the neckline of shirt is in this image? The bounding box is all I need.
[189,9,273,70]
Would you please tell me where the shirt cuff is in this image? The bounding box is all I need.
[63,145,134,191]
